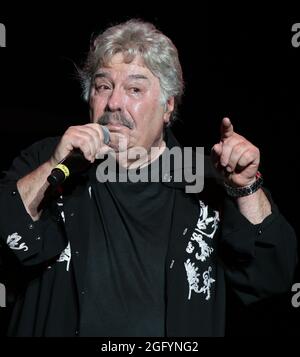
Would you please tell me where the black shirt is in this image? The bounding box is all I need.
[0,132,297,337]
[79,162,176,336]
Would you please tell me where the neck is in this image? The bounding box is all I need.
[116,139,166,170]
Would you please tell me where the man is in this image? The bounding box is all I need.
[0,19,297,336]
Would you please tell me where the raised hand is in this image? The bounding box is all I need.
[211,117,260,187]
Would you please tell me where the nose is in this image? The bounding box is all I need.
[107,87,124,112]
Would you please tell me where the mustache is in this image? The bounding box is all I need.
[97,112,134,130]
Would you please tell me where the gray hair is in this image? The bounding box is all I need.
[79,19,184,124]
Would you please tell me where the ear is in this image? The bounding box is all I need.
[163,97,175,125]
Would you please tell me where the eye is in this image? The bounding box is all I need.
[95,84,111,92]
[129,87,141,94]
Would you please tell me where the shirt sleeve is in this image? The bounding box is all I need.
[220,188,298,305]
[0,137,67,266]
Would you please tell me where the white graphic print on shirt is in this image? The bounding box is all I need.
[7,232,29,252]
[184,200,219,300]
[56,196,71,271]
[57,241,71,271]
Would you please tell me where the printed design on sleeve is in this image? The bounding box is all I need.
[7,232,29,252]
[184,200,219,300]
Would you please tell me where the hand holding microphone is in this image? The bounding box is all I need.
[47,124,111,186]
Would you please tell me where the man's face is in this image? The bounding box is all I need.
[89,53,174,153]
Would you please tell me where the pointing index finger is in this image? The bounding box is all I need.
[221,117,234,140]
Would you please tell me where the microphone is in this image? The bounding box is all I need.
[47,125,110,187]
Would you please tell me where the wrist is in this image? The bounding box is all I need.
[47,156,60,169]
[224,171,263,198]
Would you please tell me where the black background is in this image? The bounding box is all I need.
[0,2,300,337]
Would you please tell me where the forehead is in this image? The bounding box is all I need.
[95,53,158,82]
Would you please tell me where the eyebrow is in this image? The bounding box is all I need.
[94,72,149,82]
[128,74,149,81]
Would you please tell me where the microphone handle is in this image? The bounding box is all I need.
[47,149,90,187]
